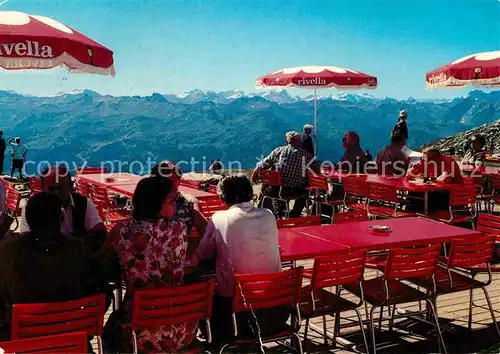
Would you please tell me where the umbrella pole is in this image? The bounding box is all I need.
[314,88,317,158]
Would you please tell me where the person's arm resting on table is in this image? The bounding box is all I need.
[84,199,107,253]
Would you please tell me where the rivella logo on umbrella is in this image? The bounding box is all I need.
[0,40,54,58]
[428,72,447,84]
[296,77,327,85]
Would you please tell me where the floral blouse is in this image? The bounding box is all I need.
[114,217,196,353]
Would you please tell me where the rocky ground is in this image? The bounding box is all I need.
[422,119,500,156]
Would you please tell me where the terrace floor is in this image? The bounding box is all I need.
[96,263,500,353]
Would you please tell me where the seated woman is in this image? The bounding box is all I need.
[406,148,464,213]
[102,177,198,353]
[197,174,287,347]
[339,131,368,173]
[0,192,109,341]
[461,134,487,167]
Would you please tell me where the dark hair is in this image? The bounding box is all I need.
[40,165,72,189]
[391,135,405,144]
[218,174,253,205]
[151,160,183,179]
[132,177,173,220]
[472,134,486,148]
[26,192,62,232]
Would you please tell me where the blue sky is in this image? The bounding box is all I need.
[0,0,498,99]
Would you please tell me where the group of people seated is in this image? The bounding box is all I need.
[253,127,491,218]
[0,162,287,353]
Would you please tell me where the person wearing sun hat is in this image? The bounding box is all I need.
[301,124,315,156]
[392,109,409,143]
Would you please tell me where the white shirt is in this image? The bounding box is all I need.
[20,194,103,236]
[197,202,281,297]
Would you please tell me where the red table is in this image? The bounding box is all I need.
[76,172,145,187]
[279,228,348,262]
[461,165,500,176]
[108,181,214,200]
[296,217,480,251]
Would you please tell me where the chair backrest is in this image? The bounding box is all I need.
[477,213,500,238]
[75,167,108,175]
[199,196,226,218]
[491,174,500,190]
[232,267,304,313]
[277,215,321,229]
[74,179,89,197]
[29,177,42,196]
[88,184,109,208]
[310,250,366,289]
[307,173,329,191]
[368,182,399,204]
[4,186,21,216]
[334,209,369,224]
[11,294,106,340]
[259,170,283,187]
[132,280,215,330]
[385,244,441,280]
[342,175,369,198]
[0,331,88,354]
[208,184,218,194]
[0,177,14,189]
[179,179,202,190]
[447,234,496,268]
[449,185,477,207]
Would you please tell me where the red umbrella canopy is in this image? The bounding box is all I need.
[0,11,115,76]
[426,51,499,89]
[256,65,377,89]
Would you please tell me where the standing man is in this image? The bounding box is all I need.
[392,110,409,144]
[0,131,5,175]
[9,137,28,179]
[301,124,315,157]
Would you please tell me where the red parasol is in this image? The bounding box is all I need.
[0,11,115,76]
[256,66,378,155]
[426,51,499,89]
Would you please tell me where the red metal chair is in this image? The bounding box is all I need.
[198,196,226,218]
[342,175,370,211]
[299,250,368,351]
[4,186,21,229]
[307,172,345,221]
[220,267,304,354]
[75,167,109,175]
[131,280,215,354]
[412,234,499,338]
[367,183,416,219]
[345,244,446,354]
[0,177,14,189]
[74,177,90,197]
[258,170,297,218]
[426,185,477,228]
[28,177,42,197]
[0,331,88,354]
[488,174,500,210]
[180,179,202,190]
[277,215,321,229]
[333,209,369,224]
[88,184,129,230]
[11,294,106,353]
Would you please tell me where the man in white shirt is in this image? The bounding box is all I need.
[197,174,286,346]
[20,166,106,252]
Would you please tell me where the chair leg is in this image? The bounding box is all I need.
[354,308,370,354]
[219,344,230,354]
[369,306,378,354]
[303,318,310,347]
[292,332,304,354]
[97,336,103,354]
[378,306,384,332]
[132,331,138,354]
[468,289,474,331]
[322,315,328,346]
[425,299,447,354]
[389,304,396,332]
[481,286,500,339]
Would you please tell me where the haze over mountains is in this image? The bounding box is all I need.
[0,89,499,173]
